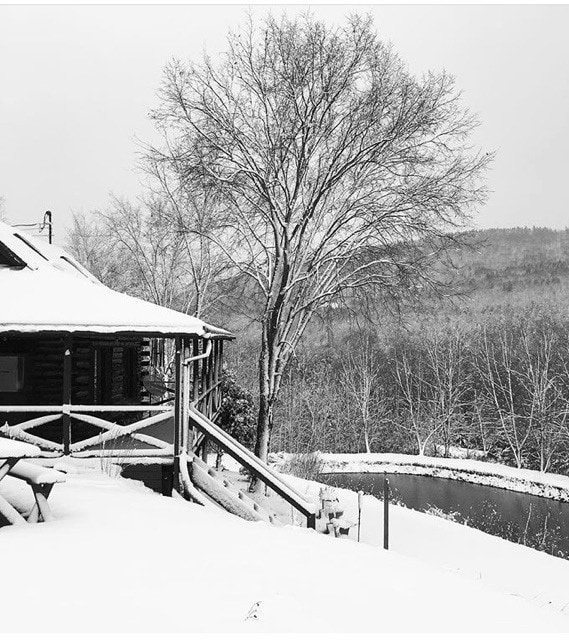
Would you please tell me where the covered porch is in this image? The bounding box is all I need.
[0,331,228,493]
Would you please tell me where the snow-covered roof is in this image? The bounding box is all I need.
[0,221,232,338]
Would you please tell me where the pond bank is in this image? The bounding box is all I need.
[270,452,569,502]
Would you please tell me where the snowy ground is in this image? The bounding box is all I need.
[1,461,569,634]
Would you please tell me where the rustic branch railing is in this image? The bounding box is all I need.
[0,404,174,458]
[195,380,223,419]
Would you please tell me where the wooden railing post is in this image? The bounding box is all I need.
[62,334,72,456]
[173,337,183,494]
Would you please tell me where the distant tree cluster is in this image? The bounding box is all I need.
[268,304,569,475]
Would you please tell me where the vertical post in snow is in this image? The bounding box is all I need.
[357,490,363,542]
[44,210,53,244]
[173,336,183,494]
[62,334,72,456]
[383,473,389,550]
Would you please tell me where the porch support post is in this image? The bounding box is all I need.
[192,339,200,403]
[216,340,223,411]
[207,340,215,417]
[181,339,190,455]
[62,334,73,456]
[172,336,183,494]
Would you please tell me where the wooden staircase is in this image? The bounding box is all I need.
[188,454,284,525]
[183,407,317,528]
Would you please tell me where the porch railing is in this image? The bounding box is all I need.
[0,404,173,458]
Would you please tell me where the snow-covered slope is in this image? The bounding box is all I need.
[1,467,568,633]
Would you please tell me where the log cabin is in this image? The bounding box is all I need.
[0,221,231,491]
[0,221,317,526]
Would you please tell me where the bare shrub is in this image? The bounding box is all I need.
[280,452,324,481]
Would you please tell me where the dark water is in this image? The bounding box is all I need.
[319,472,569,559]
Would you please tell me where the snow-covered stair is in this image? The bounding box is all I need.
[188,407,317,528]
[189,455,284,526]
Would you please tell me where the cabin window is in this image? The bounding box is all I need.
[0,355,24,392]
[93,347,113,404]
[123,347,138,401]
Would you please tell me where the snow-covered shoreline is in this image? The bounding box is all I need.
[271,452,569,502]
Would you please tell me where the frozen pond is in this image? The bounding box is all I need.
[319,472,569,559]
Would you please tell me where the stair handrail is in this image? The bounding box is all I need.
[188,405,316,528]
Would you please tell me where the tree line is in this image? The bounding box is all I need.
[264,305,569,475]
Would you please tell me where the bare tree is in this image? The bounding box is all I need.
[67,212,129,287]
[143,163,234,319]
[149,13,490,463]
[425,330,470,456]
[478,327,532,468]
[394,346,442,456]
[470,388,496,457]
[68,195,228,319]
[518,325,568,473]
[340,334,384,454]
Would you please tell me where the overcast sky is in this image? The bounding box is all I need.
[1,4,568,241]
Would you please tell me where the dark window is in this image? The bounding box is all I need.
[93,347,113,404]
[0,355,24,392]
[123,347,138,401]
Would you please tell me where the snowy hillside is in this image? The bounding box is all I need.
[1,465,569,633]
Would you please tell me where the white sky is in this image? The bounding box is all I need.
[1,3,569,241]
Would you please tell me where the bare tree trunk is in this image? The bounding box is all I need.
[250,333,275,492]
[363,427,371,454]
[255,394,272,462]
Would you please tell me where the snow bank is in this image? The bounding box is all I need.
[1,465,569,633]
[271,452,569,502]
